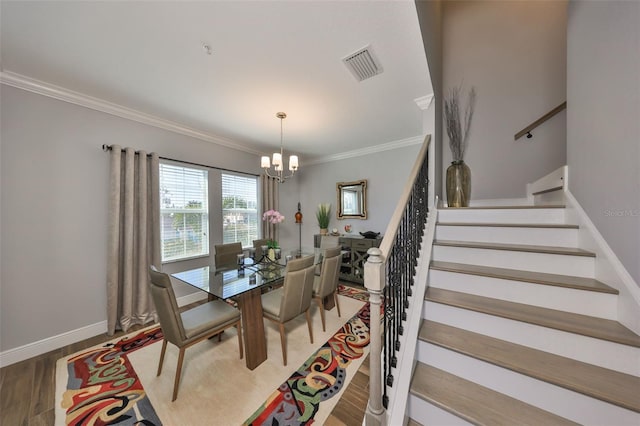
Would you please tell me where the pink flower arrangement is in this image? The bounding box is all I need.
[263,209,285,224]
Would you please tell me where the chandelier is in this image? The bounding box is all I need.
[261,112,298,183]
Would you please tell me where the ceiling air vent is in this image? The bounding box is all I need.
[342,45,383,82]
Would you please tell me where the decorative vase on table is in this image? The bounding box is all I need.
[446,160,471,207]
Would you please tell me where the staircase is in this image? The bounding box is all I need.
[407,204,640,425]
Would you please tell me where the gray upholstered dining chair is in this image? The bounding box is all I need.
[149,267,243,401]
[253,238,269,260]
[316,235,341,275]
[312,246,342,331]
[320,235,340,249]
[260,255,316,366]
[214,242,243,269]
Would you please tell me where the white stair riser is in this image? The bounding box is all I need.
[408,394,473,426]
[438,208,565,224]
[417,342,640,425]
[534,190,566,206]
[432,246,595,278]
[435,225,578,247]
[428,270,617,320]
[423,302,640,376]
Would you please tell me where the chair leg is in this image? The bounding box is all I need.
[172,347,185,402]
[279,323,287,366]
[236,321,244,359]
[316,298,326,332]
[334,291,342,318]
[305,309,314,344]
[157,339,168,376]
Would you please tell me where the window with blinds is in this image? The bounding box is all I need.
[222,173,259,248]
[159,163,209,261]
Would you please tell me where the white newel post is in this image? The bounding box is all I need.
[364,247,386,426]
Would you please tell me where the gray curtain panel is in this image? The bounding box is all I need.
[106,145,161,335]
[260,175,280,241]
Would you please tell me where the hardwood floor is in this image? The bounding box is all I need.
[0,295,369,426]
[326,354,370,426]
[0,323,147,426]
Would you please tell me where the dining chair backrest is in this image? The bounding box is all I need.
[149,266,187,344]
[320,235,340,250]
[253,239,269,259]
[314,246,341,299]
[214,242,243,269]
[278,255,315,323]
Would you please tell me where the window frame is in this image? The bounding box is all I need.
[159,161,210,263]
[221,172,260,249]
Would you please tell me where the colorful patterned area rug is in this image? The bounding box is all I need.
[56,284,369,425]
[243,302,370,425]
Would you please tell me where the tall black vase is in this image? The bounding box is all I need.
[446,160,471,207]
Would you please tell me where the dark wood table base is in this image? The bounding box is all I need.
[237,287,267,370]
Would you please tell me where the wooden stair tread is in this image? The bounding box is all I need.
[440,205,565,210]
[430,261,618,294]
[425,288,640,347]
[419,321,640,413]
[532,185,564,196]
[410,362,579,426]
[437,222,578,229]
[433,240,595,257]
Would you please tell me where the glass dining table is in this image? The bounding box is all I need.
[171,251,322,370]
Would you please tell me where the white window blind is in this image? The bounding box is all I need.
[222,174,258,247]
[159,163,209,261]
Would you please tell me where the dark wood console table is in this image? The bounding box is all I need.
[314,234,382,284]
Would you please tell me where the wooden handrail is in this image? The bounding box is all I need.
[377,136,431,258]
[514,101,567,140]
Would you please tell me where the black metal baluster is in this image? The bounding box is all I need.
[380,148,430,409]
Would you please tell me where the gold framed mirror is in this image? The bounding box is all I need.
[337,179,367,220]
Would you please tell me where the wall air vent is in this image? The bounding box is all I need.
[342,45,383,82]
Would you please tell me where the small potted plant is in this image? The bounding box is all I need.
[316,203,331,235]
[262,210,284,260]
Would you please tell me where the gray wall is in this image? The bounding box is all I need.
[567,1,640,285]
[291,144,423,251]
[0,85,424,353]
[442,0,567,200]
[416,0,444,200]
[0,86,261,351]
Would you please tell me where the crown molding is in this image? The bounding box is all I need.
[0,70,263,156]
[414,94,434,110]
[306,134,425,165]
[2,70,429,163]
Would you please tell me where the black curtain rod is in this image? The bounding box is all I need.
[101,144,259,177]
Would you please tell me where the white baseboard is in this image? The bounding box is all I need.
[564,190,640,335]
[0,291,208,367]
[0,320,108,368]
